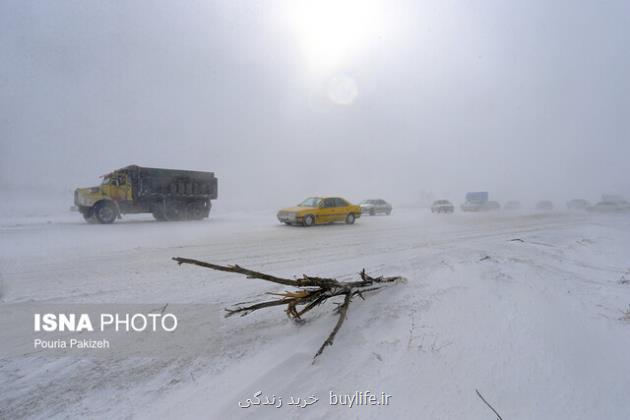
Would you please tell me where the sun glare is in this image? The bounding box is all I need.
[289,0,384,75]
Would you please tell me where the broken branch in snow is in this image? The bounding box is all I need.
[172,257,404,359]
[314,292,351,358]
[475,389,504,420]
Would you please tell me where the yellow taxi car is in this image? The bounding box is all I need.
[277,197,362,227]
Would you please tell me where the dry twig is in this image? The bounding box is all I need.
[172,257,404,359]
[475,389,504,420]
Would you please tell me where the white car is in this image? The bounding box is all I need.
[567,199,590,210]
[504,201,522,210]
[536,200,554,211]
[431,200,454,213]
[587,201,630,213]
[360,199,392,216]
[461,200,500,212]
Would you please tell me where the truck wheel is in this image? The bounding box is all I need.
[80,207,96,223]
[186,202,206,220]
[303,215,314,227]
[152,209,167,221]
[165,201,185,221]
[345,213,356,224]
[94,201,116,224]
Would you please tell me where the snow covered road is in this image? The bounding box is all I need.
[1,209,629,419]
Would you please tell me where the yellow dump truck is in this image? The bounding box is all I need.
[74,165,218,223]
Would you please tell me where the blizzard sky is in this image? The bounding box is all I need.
[1,0,629,209]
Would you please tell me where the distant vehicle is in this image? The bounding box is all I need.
[486,201,501,211]
[601,194,625,204]
[360,199,392,215]
[567,199,590,210]
[461,192,499,211]
[587,200,630,213]
[74,165,218,224]
[536,200,554,211]
[466,191,488,203]
[504,201,522,210]
[277,197,361,226]
[431,200,454,213]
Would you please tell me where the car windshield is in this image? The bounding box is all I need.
[298,197,321,207]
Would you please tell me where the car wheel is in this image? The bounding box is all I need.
[369,209,375,216]
[345,213,356,224]
[303,215,314,227]
[94,201,116,224]
[386,210,391,215]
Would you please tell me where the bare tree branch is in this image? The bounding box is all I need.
[314,292,352,360]
[172,257,404,358]
[224,298,295,318]
[475,389,504,420]
[173,257,303,286]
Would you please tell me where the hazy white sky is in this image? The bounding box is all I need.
[1,0,629,208]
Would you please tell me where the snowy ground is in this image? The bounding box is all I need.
[1,208,630,419]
